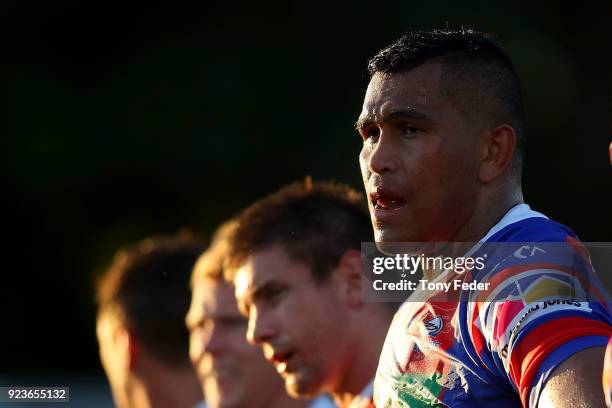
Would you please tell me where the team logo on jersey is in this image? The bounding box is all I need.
[424,316,444,336]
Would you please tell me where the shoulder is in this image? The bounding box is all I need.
[488,216,579,243]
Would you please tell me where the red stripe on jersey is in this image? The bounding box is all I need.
[470,302,487,356]
[493,300,527,342]
[508,317,611,407]
[565,236,590,264]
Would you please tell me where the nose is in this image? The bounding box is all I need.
[363,132,399,175]
[246,308,277,346]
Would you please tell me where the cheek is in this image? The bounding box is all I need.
[359,148,371,179]
[299,296,342,352]
[98,344,112,374]
[270,298,313,346]
[410,149,453,191]
[439,151,479,193]
[97,335,118,374]
[226,327,251,354]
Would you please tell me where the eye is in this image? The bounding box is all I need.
[218,316,247,329]
[255,284,287,310]
[359,125,381,142]
[402,124,419,137]
[261,286,284,304]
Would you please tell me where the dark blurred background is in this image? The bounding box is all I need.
[5,0,612,405]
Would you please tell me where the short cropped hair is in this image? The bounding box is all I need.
[96,234,204,367]
[368,29,525,170]
[226,181,372,281]
[191,220,237,285]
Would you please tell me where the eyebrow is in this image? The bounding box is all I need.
[252,281,281,300]
[240,279,286,307]
[236,282,259,316]
[186,308,245,328]
[354,108,430,130]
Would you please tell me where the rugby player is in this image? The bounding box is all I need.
[96,235,203,408]
[356,29,612,407]
[186,220,331,408]
[225,181,396,408]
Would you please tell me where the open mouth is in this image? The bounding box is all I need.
[371,188,407,210]
[269,350,296,374]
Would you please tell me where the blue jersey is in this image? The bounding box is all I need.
[373,205,611,407]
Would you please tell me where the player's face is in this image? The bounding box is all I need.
[186,279,285,408]
[357,63,482,243]
[234,245,350,397]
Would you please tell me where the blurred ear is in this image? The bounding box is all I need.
[479,124,517,183]
[333,249,363,308]
[97,310,136,378]
[125,329,140,372]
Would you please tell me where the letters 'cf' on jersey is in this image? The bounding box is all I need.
[373,204,612,408]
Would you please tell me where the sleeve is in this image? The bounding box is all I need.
[468,238,612,408]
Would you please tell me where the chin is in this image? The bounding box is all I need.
[374,228,388,242]
[207,382,242,408]
[217,394,242,408]
[374,227,406,243]
[285,372,321,398]
[376,231,432,258]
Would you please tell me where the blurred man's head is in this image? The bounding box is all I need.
[96,234,204,408]
[186,221,302,408]
[358,29,524,243]
[226,181,393,404]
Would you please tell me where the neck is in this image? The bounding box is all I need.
[125,377,150,408]
[266,394,309,408]
[450,185,523,243]
[331,308,390,408]
[135,363,202,408]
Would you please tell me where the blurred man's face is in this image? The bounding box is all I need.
[96,310,130,408]
[357,63,482,243]
[234,245,351,397]
[186,278,285,408]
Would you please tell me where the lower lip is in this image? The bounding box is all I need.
[275,354,296,374]
[372,204,407,222]
[276,362,288,374]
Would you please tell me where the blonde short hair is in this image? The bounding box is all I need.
[191,219,238,286]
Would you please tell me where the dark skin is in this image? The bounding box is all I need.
[357,63,607,407]
[358,64,522,245]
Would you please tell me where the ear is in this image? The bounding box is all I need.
[478,124,517,183]
[125,328,140,372]
[333,249,363,309]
